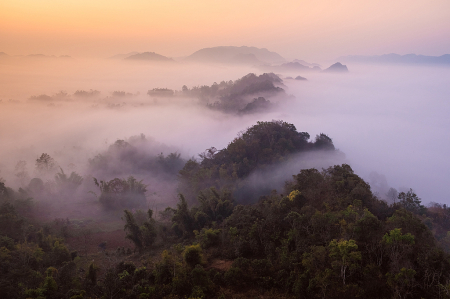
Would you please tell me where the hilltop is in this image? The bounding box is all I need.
[124,52,173,61]
[184,46,286,64]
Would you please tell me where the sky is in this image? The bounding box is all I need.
[1,0,450,61]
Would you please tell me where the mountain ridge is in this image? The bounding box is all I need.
[184,46,286,64]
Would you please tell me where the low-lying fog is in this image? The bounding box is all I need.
[1,57,449,206]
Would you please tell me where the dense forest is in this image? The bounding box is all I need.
[2,120,450,298]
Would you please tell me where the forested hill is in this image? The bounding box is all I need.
[2,121,450,298]
[179,120,336,203]
[180,73,286,114]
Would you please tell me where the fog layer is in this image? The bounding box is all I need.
[1,58,449,205]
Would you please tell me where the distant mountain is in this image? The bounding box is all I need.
[277,62,310,71]
[0,53,73,60]
[24,54,71,59]
[27,54,57,58]
[292,59,322,68]
[124,52,173,61]
[185,46,286,64]
[339,53,450,65]
[323,62,348,73]
[259,61,321,73]
[109,52,139,59]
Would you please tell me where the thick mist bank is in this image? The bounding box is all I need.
[279,64,450,203]
[1,60,449,205]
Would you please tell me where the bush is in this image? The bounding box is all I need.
[184,244,202,268]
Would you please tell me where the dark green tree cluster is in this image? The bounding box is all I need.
[179,120,334,203]
[169,188,234,238]
[164,164,450,298]
[0,187,80,299]
[122,209,157,252]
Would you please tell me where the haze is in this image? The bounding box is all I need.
[1,56,449,206]
[1,0,450,209]
[1,1,450,61]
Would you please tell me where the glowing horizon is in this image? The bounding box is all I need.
[1,0,450,62]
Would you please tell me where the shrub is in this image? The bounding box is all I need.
[184,244,202,268]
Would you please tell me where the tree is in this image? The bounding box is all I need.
[386,267,416,299]
[382,228,415,273]
[398,189,425,214]
[93,176,147,209]
[141,209,157,248]
[302,245,333,299]
[55,168,83,194]
[123,210,143,252]
[314,133,335,150]
[122,209,157,252]
[35,153,57,175]
[184,244,202,268]
[172,194,194,237]
[328,239,361,286]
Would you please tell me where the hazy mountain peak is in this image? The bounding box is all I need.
[124,52,173,61]
[292,59,322,68]
[109,52,139,59]
[323,62,349,73]
[185,46,286,64]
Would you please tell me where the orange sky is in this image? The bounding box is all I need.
[1,0,449,61]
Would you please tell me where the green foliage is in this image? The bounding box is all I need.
[196,187,234,224]
[386,268,416,299]
[195,228,221,248]
[123,209,157,252]
[0,202,24,241]
[154,250,174,285]
[398,188,426,214]
[172,194,195,237]
[4,130,450,299]
[382,228,415,246]
[179,120,334,203]
[184,244,202,268]
[328,239,361,285]
[314,133,335,150]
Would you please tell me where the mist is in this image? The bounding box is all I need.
[277,64,450,203]
[1,57,449,212]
